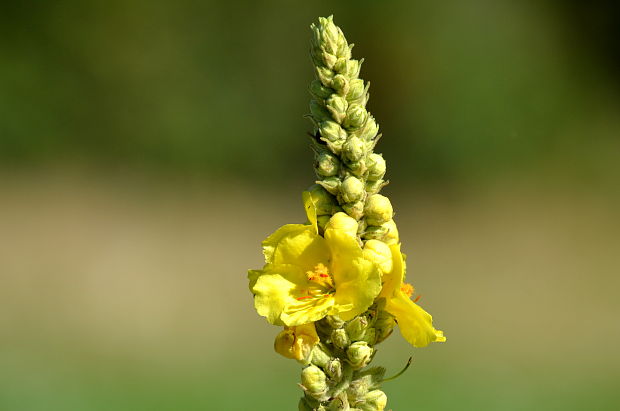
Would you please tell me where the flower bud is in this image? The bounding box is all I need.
[310,79,333,100]
[301,365,329,401]
[331,328,350,350]
[346,79,365,102]
[364,194,393,226]
[345,316,369,341]
[322,51,338,69]
[332,74,349,96]
[347,158,367,177]
[317,215,331,233]
[339,176,365,204]
[373,309,395,344]
[325,212,358,239]
[326,95,348,123]
[358,115,379,141]
[363,240,393,274]
[342,201,364,220]
[316,66,334,87]
[317,176,341,195]
[316,151,340,177]
[308,343,331,368]
[359,390,388,411]
[343,136,365,163]
[343,104,368,130]
[333,57,347,74]
[325,315,345,329]
[310,99,332,123]
[362,225,388,241]
[325,358,343,381]
[367,154,386,181]
[307,184,338,216]
[361,327,376,345]
[365,179,387,195]
[274,324,320,363]
[346,341,373,369]
[346,378,370,402]
[382,219,399,245]
[319,121,347,144]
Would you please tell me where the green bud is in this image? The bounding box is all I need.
[333,57,347,74]
[382,219,399,245]
[308,343,331,368]
[346,378,370,402]
[367,154,386,181]
[364,194,393,226]
[365,179,387,195]
[346,79,365,102]
[343,136,365,163]
[317,176,341,195]
[307,184,338,216]
[319,121,347,154]
[331,328,350,350]
[343,104,368,130]
[339,176,365,204]
[316,66,334,87]
[347,341,373,369]
[346,58,363,79]
[325,315,345,329]
[325,358,343,381]
[358,390,387,411]
[361,327,376,345]
[332,74,349,96]
[316,150,340,177]
[347,158,367,177]
[325,212,358,238]
[373,308,395,344]
[342,200,364,220]
[317,215,331,233]
[310,99,333,123]
[326,95,348,123]
[345,316,369,341]
[361,225,388,241]
[310,79,334,99]
[358,115,379,141]
[326,394,349,411]
[301,365,329,401]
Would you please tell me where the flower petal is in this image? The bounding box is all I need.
[386,292,446,347]
[262,225,329,273]
[281,294,336,326]
[252,264,306,326]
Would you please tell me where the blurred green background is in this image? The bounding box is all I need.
[1,1,619,410]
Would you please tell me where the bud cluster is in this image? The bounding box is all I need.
[298,303,395,410]
[309,15,392,243]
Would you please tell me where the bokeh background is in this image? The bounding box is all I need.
[1,1,619,410]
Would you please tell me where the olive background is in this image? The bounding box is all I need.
[1,1,619,410]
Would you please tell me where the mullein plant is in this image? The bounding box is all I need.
[249,16,445,411]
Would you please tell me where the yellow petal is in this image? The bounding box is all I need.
[379,243,405,299]
[363,239,393,274]
[263,225,329,273]
[274,323,320,361]
[386,291,446,347]
[302,191,319,234]
[281,294,336,326]
[252,264,306,326]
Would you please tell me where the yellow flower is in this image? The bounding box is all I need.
[274,323,320,362]
[377,243,446,347]
[249,193,382,326]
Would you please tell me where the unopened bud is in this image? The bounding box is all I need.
[358,115,379,141]
[317,176,341,195]
[362,225,388,241]
[319,121,347,144]
[310,79,333,100]
[382,219,399,245]
[364,194,393,226]
[367,154,386,181]
[316,66,334,87]
[317,215,331,232]
[359,390,388,411]
[308,343,331,368]
[324,315,345,329]
[343,136,365,163]
[307,184,338,216]
[343,104,368,130]
[326,95,348,123]
[347,341,373,369]
[346,79,365,102]
[301,365,329,400]
[373,309,395,344]
[325,358,343,381]
[274,324,320,363]
[345,316,369,341]
[316,151,340,177]
[347,158,368,177]
[363,240,393,274]
[331,328,350,350]
[310,99,332,123]
[347,378,370,402]
[332,74,349,96]
[342,201,364,220]
[325,212,358,239]
[345,59,362,78]
[340,176,365,204]
[365,179,387,195]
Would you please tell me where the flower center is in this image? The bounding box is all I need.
[296,263,334,301]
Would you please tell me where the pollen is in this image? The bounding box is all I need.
[400,283,414,298]
[306,263,334,289]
